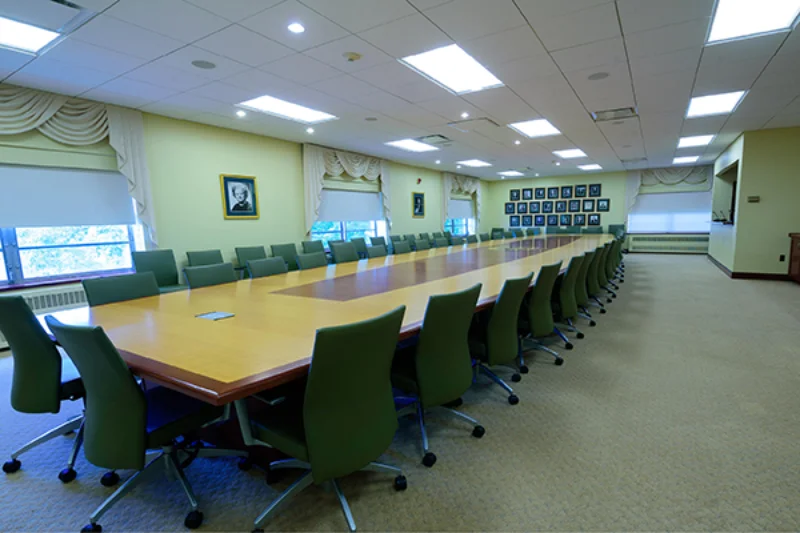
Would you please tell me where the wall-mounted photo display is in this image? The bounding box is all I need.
[220,174,259,220]
[522,215,533,226]
[510,215,521,227]
[582,199,595,212]
[588,214,601,226]
[510,189,521,201]
[547,214,559,226]
[517,202,528,214]
[574,214,586,226]
[568,199,581,212]
[589,183,602,197]
[543,201,554,213]
[560,214,572,226]
[575,184,587,197]
[529,201,540,213]
[547,187,559,199]
[535,187,546,199]
[561,186,573,199]
[597,198,610,212]
[555,201,567,213]
[412,191,425,218]
[505,202,515,214]
[522,188,533,200]
[534,215,546,226]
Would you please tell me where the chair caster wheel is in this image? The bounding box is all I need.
[508,394,519,405]
[184,510,203,529]
[101,471,119,487]
[612,294,617,299]
[81,523,102,532]
[555,358,564,366]
[589,320,597,327]
[565,342,574,350]
[252,529,265,533]
[394,475,408,491]
[576,332,585,339]
[519,365,529,374]
[3,459,21,474]
[600,308,607,314]
[511,373,521,383]
[422,452,437,467]
[472,425,485,438]
[606,298,612,303]
[58,467,77,483]
[238,457,253,471]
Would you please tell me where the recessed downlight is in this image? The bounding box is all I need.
[306,127,315,134]
[288,23,305,34]
[236,110,246,118]
[460,111,470,119]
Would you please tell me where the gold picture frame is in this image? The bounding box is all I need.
[220,174,259,220]
[412,191,425,218]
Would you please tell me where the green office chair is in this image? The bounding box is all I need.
[46,317,246,532]
[393,241,411,254]
[519,262,568,371]
[331,242,359,264]
[390,235,403,243]
[367,245,387,258]
[479,233,491,241]
[433,237,449,248]
[470,273,532,405]
[450,236,465,245]
[415,239,431,251]
[235,246,267,268]
[83,272,160,307]
[350,237,368,259]
[370,237,387,248]
[183,263,237,289]
[565,226,580,234]
[248,257,289,278]
[491,230,504,240]
[392,284,483,467]
[443,231,454,244]
[186,250,223,267]
[597,244,616,300]
[297,251,328,270]
[586,247,608,313]
[418,232,430,242]
[131,250,184,293]
[301,241,324,254]
[328,239,344,247]
[403,234,417,249]
[608,239,624,284]
[271,243,299,272]
[525,229,535,236]
[554,255,587,339]
[574,251,598,326]
[608,224,626,238]
[1,297,85,482]
[432,232,443,239]
[503,231,514,238]
[581,227,603,234]
[466,235,478,243]
[237,307,408,532]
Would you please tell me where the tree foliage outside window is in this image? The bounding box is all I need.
[445,218,475,236]
[0,241,6,283]
[311,220,387,248]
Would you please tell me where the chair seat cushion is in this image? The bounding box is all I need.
[159,285,186,294]
[145,387,223,448]
[251,398,309,462]
[59,355,85,401]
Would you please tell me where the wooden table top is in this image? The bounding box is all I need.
[44,235,612,405]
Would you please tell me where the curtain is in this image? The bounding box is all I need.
[442,172,482,228]
[626,170,641,216]
[640,166,711,187]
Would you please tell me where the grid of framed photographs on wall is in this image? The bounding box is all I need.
[508,185,609,228]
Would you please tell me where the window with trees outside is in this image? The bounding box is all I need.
[311,220,387,248]
[445,218,475,236]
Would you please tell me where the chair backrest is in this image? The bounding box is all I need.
[235,246,267,268]
[575,251,593,306]
[46,317,147,471]
[389,235,403,242]
[415,285,482,408]
[566,226,581,234]
[586,247,602,296]
[248,257,289,278]
[270,243,299,271]
[605,241,617,278]
[370,236,386,248]
[450,236,465,245]
[527,262,562,337]
[582,227,603,234]
[303,306,406,484]
[432,232,443,238]
[484,273,533,366]
[479,233,491,241]
[350,237,368,258]
[0,296,64,414]
[186,249,223,267]
[131,250,178,288]
[418,232,430,241]
[297,251,328,270]
[302,241,325,254]
[83,272,160,307]
[403,234,417,248]
[328,239,344,247]
[393,241,411,254]
[503,231,514,238]
[367,245,387,258]
[331,242,359,264]
[525,229,535,236]
[559,255,584,320]
[466,235,478,243]
[608,224,626,238]
[597,244,610,286]
[546,227,564,234]
[433,237,449,247]
[183,263,237,289]
[415,239,431,251]
[444,231,453,244]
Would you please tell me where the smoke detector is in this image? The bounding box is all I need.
[342,52,362,62]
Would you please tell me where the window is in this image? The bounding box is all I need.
[445,218,476,236]
[627,191,712,233]
[0,238,6,284]
[311,220,387,248]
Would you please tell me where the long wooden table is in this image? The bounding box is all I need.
[44,235,612,406]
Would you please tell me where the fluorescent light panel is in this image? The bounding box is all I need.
[674,156,699,165]
[385,139,439,152]
[708,0,800,43]
[498,170,524,177]
[553,149,587,159]
[457,159,492,167]
[238,95,337,124]
[400,44,503,95]
[678,135,715,148]
[0,16,60,53]
[687,91,746,117]
[578,164,602,171]
[508,119,561,138]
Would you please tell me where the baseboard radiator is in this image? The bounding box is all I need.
[626,234,710,254]
[0,284,87,350]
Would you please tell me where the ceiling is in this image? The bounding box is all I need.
[2,0,800,181]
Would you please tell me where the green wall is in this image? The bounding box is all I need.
[388,162,446,237]
[709,135,742,271]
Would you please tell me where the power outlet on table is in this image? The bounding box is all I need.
[779,254,786,262]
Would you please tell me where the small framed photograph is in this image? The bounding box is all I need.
[561,186,573,199]
[597,198,610,212]
[505,202,515,214]
[510,189,521,201]
[534,215,546,227]
[556,201,567,213]
[583,199,595,212]
[522,215,533,227]
[560,214,572,226]
[517,202,528,214]
[589,183,602,197]
[522,188,533,200]
[574,214,586,226]
[575,184,587,197]
[568,200,581,212]
[543,201,554,213]
[509,215,521,227]
[588,214,601,226]
[547,187,559,199]
[547,214,559,226]
[535,187,546,199]
[412,191,425,218]
[529,201,540,214]
[220,174,259,219]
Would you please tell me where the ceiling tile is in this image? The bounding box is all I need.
[525,2,620,51]
[384,80,451,103]
[38,37,147,77]
[0,48,34,80]
[624,18,708,59]
[123,63,211,91]
[352,61,426,91]
[83,78,179,108]
[701,32,785,66]
[152,46,250,81]
[423,0,525,42]
[358,13,453,58]
[764,112,800,129]
[260,53,342,84]
[241,0,350,52]
[408,0,453,10]
[463,87,537,124]
[733,83,800,118]
[618,0,713,34]
[223,69,301,99]
[493,54,562,85]
[184,0,282,22]
[105,0,230,43]
[142,92,236,116]
[304,35,394,73]
[309,74,379,103]
[460,25,547,67]
[357,90,418,114]
[185,81,259,104]
[551,37,627,73]
[693,57,767,96]
[565,62,635,112]
[679,115,727,136]
[630,47,701,82]
[66,0,117,11]
[70,14,184,61]
[634,68,695,114]
[417,94,482,122]
[298,0,416,33]
[514,0,614,19]
[194,25,294,67]
[9,57,114,96]
[0,0,77,31]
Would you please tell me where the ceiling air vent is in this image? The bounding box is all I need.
[591,107,639,122]
[415,134,451,146]
[621,157,647,166]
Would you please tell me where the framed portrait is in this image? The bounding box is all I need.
[559,214,572,226]
[575,184,587,197]
[561,186,573,199]
[555,201,567,213]
[505,202,515,214]
[568,200,581,212]
[547,214,558,226]
[547,187,559,199]
[522,188,533,200]
[509,215,521,227]
[534,215,546,227]
[522,215,533,227]
[574,214,586,226]
[220,174,259,219]
[597,198,610,212]
[510,189,521,201]
[517,202,528,214]
[589,183,602,197]
[412,192,425,218]
[535,187,546,199]
[583,199,595,212]
[529,201,541,214]
[588,214,601,226]
[543,201,554,213]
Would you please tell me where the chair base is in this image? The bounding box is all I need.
[408,402,485,468]
[4,415,83,481]
[521,337,564,366]
[475,363,519,405]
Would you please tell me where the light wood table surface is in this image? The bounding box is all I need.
[43,235,612,405]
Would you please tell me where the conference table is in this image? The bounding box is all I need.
[43,234,613,407]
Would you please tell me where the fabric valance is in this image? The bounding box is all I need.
[627,165,713,216]
[442,172,482,227]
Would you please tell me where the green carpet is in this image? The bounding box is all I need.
[1,254,799,532]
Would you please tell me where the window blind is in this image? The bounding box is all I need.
[448,198,474,220]
[317,189,382,222]
[627,191,712,233]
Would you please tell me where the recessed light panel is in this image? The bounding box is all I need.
[708,0,800,43]
[385,139,439,152]
[678,135,715,148]
[400,44,503,95]
[0,16,60,53]
[457,159,492,167]
[673,156,700,165]
[553,149,587,159]
[687,91,746,118]
[498,170,524,177]
[578,164,602,171]
[508,119,561,138]
[238,95,337,124]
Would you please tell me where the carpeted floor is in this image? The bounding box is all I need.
[2,254,800,532]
